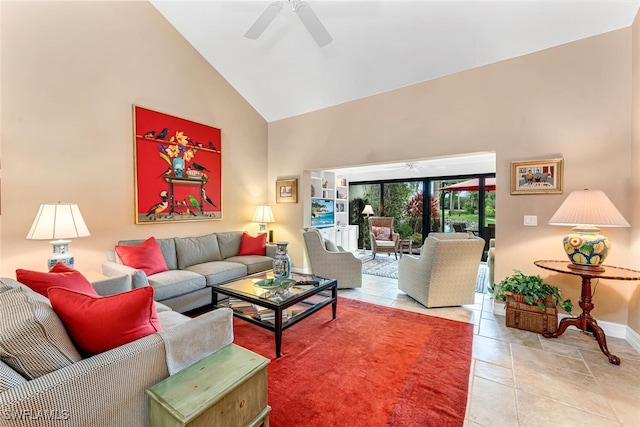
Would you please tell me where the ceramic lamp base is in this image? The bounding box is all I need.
[562,227,609,272]
[48,239,74,269]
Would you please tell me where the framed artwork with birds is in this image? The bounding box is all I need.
[133,105,222,223]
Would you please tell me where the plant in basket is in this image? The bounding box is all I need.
[489,270,572,334]
[489,270,573,312]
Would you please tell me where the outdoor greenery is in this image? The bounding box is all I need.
[349,178,496,249]
[489,270,573,313]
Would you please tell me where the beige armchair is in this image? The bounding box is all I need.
[368,217,400,260]
[302,228,362,289]
[398,232,485,308]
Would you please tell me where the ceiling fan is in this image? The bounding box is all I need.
[244,1,333,47]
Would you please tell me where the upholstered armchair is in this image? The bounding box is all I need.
[302,228,362,289]
[398,232,485,308]
[368,217,400,260]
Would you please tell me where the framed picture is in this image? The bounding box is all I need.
[511,158,563,195]
[276,179,298,203]
[133,105,222,223]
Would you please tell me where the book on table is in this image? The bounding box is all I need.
[251,304,288,321]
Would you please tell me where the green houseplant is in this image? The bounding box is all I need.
[489,270,573,313]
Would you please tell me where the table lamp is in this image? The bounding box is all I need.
[253,205,275,241]
[26,203,91,269]
[548,189,629,272]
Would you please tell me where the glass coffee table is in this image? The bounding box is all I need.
[212,271,337,357]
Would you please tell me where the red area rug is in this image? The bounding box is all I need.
[232,297,473,426]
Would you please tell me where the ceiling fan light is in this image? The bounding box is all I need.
[244,1,283,40]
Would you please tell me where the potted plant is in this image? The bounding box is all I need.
[489,270,572,334]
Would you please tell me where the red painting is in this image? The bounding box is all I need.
[133,105,222,223]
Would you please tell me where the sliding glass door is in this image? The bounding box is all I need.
[350,175,495,256]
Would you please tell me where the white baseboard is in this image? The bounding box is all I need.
[626,326,640,353]
[493,299,505,316]
[491,299,632,341]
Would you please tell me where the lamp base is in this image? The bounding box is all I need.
[567,263,605,273]
[562,227,609,272]
[48,240,74,270]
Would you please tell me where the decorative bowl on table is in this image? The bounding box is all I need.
[254,278,296,290]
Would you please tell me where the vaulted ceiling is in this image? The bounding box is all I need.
[151,1,640,123]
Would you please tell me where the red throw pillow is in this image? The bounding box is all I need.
[16,262,97,298]
[115,237,169,276]
[48,286,161,356]
[237,232,267,256]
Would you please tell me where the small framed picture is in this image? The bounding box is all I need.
[276,178,298,203]
[511,158,564,195]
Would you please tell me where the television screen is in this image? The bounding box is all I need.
[311,199,334,228]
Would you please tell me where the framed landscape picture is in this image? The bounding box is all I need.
[276,178,298,203]
[510,158,563,195]
[133,105,222,223]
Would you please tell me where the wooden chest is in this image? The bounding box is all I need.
[505,295,558,334]
[146,344,270,427]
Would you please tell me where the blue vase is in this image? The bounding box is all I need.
[273,242,291,278]
[173,157,185,177]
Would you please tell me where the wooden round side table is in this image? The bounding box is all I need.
[534,260,640,365]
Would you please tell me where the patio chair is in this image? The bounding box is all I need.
[301,228,362,289]
[452,222,466,232]
[368,216,400,260]
[398,232,484,307]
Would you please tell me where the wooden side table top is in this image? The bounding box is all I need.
[146,344,269,423]
[534,260,640,280]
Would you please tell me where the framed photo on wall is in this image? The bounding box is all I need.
[276,179,298,203]
[133,105,222,223]
[511,158,563,195]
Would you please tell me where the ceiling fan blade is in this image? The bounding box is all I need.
[244,1,283,40]
[295,2,333,47]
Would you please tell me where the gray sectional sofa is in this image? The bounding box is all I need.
[0,275,234,427]
[102,231,276,313]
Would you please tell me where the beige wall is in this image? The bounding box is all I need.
[630,13,640,332]
[0,1,268,275]
[269,28,638,326]
[2,1,639,330]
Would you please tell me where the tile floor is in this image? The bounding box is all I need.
[338,274,640,426]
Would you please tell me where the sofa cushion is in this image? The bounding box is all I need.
[115,237,169,276]
[371,226,391,241]
[237,232,267,256]
[147,270,206,301]
[48,286,161,356]
[117,237,178,270]
[175,234,222,269]
[0,278,82,379]
[324,239,339,252]
[224,256,273,275]
[15,262,97,297]
[157,310,190,330]
[0,359,27,392]
[184,261,248,286]
[215,231,243,259]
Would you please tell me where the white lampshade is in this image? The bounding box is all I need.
[362,205,374,215]
[549,189,630,227]
[26,203,90,269]
[252,205,275,224]
[27,203,91,240]
[549,189,629,271]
